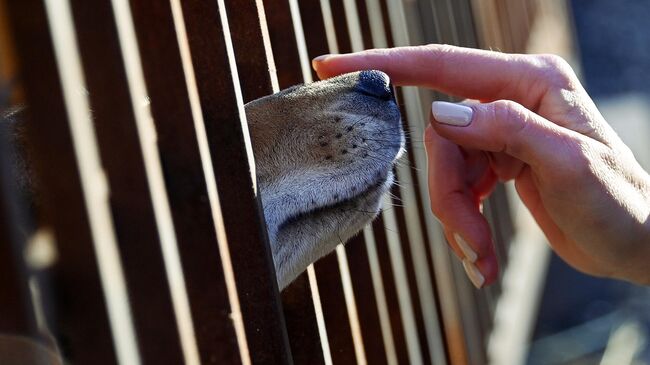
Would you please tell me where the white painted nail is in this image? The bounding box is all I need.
[454,233,477,263]
[462,259,485,289]
[431,101,473,126]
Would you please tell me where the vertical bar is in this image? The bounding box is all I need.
[380,1,466,364]
[451,0,480,48]
[495,0,515,52]
[328,0,353,53]
[345,234,391,365]
[469,0,504,50]
[368,5,447,362]
[298,0,331,82]
[388,184,439,365]
[325,2,414,362]
[312,253,358,364]
[263,0,306,87]
[504,0,531,52]
[368,1,454,364]
[224,0,278,102]
[67,0,189,362]
[262,1,348,363]
[371,215,411,364]
[6,0,135,362]
[280,278,325,365]
[219,6,305,360]
[299,7,392,362]
[127,0,292,362]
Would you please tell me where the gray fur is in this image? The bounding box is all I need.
[247,71,404,288]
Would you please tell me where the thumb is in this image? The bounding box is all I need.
[430,100,583,169]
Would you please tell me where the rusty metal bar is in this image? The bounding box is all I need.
[126,0,292,363]
[298,0,330,82]
[313,253,358,364]
[371,215,411,364]
[262,1,347,363]
[68,0,188,361]
[297,2,393,362]
[280,279,325,365]
[344,234,390,365]
[5,0,133,362]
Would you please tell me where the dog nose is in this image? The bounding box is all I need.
[355,70,394,101]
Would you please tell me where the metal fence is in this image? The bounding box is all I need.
[0,0,556,364]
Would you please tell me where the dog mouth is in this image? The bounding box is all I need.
[277,172,390,233]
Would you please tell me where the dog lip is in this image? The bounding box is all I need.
[277,177,387,232]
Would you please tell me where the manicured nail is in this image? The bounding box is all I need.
[462,259,485,289]
[431,101,473,126]
[454,233,477,263]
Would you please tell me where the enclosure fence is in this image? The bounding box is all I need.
[0,0,563,364]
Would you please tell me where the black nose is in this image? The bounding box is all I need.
[355,70,394,101]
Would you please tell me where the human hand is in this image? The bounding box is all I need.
[313,45,650,287]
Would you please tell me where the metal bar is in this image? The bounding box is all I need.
[324,1,441,363]
[389,185,435,365]
[5,0,141,362]
[296,2,392,362]
[260,1,331,361]
[345,234,390,364]
[451,0,480,48]
[281,278,326,365]
[298,0,330,81]
[126,0,292,362]
[225,0,278,102]
[67,1,188,362]
[495,0,515,52]
[291,0,375,363]
[263,0,307,87]
[329,0,353,53]
[313,254,358,364]
[380,1,470,364]
[371,214,411,364]
[263,1,358,363]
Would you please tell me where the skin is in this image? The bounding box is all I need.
[313,44,650,286]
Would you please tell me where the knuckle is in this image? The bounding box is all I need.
[488,100,531,156]
[536,54,569,69]
[532,54,578,89]
[491,100,527,131]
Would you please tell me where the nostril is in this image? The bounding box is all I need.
[355,70,394,101]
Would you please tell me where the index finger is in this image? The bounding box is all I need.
[312,45,546,108]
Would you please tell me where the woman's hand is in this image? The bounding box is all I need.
[313,45,650,287]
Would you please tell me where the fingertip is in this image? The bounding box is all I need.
[476,254,499,286]
[442,227,466,261]
[312,54,331,79]
[312,54,330,64]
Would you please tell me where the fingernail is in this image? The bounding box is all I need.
[312,54,331,66]
[454,233,477,263]
[431,101,473,126]
[462,259,485,289]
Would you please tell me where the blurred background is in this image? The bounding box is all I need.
[527,1,650,364]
